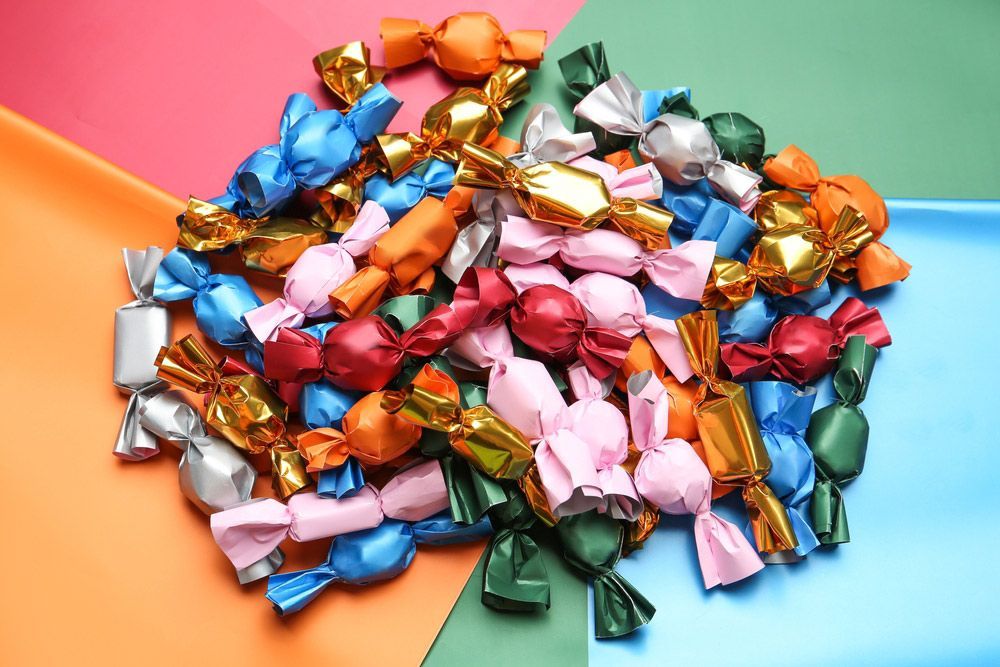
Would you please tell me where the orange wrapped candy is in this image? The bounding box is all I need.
[615,335,699,441]
[764,144,911,290]
[328,195,459,318]
[676,310,798,554]
[380,12,545,81]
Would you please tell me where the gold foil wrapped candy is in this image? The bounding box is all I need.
[155,335,311,498]
[676,310,797,554]
[310,146,381,233]
[380,382,533,480]
[702,206,873,309]
[376,63,530,179]
[312,41,385,106]
[178,197,326,276]
[454,143,673,250]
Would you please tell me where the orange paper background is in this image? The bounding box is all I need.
[0,105,483,666]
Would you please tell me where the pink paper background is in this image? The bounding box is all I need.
[0,0,584,199]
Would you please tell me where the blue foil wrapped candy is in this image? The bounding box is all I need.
[717,285,832,343]
[317,457,366,499]
[660,178,758,259]
[265,515,492,615]
[748,381,821,560]
[223,87,402,217]
[364,159,455,223]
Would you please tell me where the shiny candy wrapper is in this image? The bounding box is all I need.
[243,201,391,343]
[177,197,327,277]
[210,459,448,568]
[284,321,361,431]
[328,196,459,318]
[223,89,402,217]
[380,12,545,81]
[456,143,673,250]
[659,178,758,259]
[558,42,632,155]
[114,247,170,460]
[310,146,381,232]
[748,381,821,560]
[312,41,385,106]
[137,390,285,583]
[154,248,263,350]
[703,112,766,169]
[440,191,504,283]
[676,310,798,553]
[266,515,491,615]
[482,484,551,612]
[627,372,763,587]
[507,103,596,168]
[154,335,311,498]
[722,296,891,385]
[702,206,874,310]
[717,284,832,344]
[764,144,911,290]
[615,335,700,442]
[364,159,455,223]
[806,336,877,545]
[556,511,656,638]
[499,214,716,301]
[574,72,762,211]
[376,64,530,179]
[381,373,534,480]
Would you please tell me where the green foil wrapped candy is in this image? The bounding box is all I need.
[558,42,632,156]
[556,511,656,639]
[482,486,551,612]
[806,335,877,545]
[703,112,766,168]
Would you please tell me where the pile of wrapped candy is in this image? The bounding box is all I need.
[112,13,909,638]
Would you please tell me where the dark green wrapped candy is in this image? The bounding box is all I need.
[558,42,632,156]
[556,511,655,639]
[703,112,766,168]
[657,91,700,120]
[806,335,877,545]
[482,486,551,612]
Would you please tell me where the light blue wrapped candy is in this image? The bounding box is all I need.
[265,515,492,615]
[364,159,454,223]
[153,248,262,351]
[660,178,758,259]
[717,284,832,343]
[748,381,820,559]
[223,86,402,217]
[317,458,366,500]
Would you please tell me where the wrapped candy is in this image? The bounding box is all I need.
[279,322,362,430]
[312,41,385,106]
[364,160,454,223]
[563,365,643,520]
[440,191,503,283]
[702,112,766,168]
[376,64,530,179]
[263,299,462,392]
[748,382,820,559]
[702,206,874,309]
[615,335,699,441]
[113,247,170,460]
[488,356,603,517]
[763,145,911,290]
[676,310,798,553]
[210,460,448,568]
[510,283,632,381]
[154,335,311,498]
[627,371,763,587]
[328,196,459,318]
[267,515,492,615]
[722,297,891,385]
[243,201,391,343]
[574,72,762,211]
[716,285,832,344]
[659,179,758,259]
[806,336,878,545]
[380,12,545,81]
[154,248,263,351]
[218,89,401,217]
[309,146,381,232]
[558,42,632,155]
[380,370,534,480]
[482,485,550,611]
[499,214,716,300]
[455,143,674,250]
[137,390,284,583]
[556,511,655,638]
[507,103,596,168]
[176,197,327,276]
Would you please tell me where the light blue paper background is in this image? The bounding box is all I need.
[590,199,1000,666]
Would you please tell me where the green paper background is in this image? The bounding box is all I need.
[426,1,999,665]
